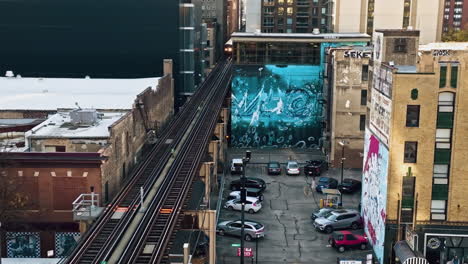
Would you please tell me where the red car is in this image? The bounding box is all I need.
[328,231,368,252]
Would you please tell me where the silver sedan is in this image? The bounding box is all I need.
[217,219,265,241]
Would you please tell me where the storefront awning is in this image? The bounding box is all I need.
[394,240,429,264]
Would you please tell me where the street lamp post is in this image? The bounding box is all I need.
[0,221,2,264]
[338,141,347,206]
[240,150,251,264]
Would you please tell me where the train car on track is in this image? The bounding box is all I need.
[224,38,233,57]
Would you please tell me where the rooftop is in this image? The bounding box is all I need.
[395,65,417,73]
[232,32,370,42]
[420,42,468,51]
[0,76,160,111]
[26,111,127,139]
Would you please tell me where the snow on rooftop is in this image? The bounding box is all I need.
[27,111,127,139]
[395,65,417,73]
[420,42,468,51]
[0,76,160,110]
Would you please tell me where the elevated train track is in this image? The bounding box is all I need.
[63,59,232,264]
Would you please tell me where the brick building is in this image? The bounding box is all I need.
[442,0,468,33]
[0,62,174,258]
[362,29,468,264]
[326,46,372,168]
[242,0,333,33]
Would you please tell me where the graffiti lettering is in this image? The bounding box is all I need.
[344,50,372,59]
[432,50,450,57]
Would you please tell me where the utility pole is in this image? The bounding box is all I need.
[338,141,346,206]
[240,150,251,264]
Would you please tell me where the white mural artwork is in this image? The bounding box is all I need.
[362,129,389,264]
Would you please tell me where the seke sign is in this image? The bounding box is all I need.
[344,50,372,59]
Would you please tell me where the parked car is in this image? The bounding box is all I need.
[286,161,300,175]
[227,188,264,202]
[267,161,281,175]
[338,178,362,193]
[217,219,265,241]
[313,209,362,233]
[328,231,368,252]
[230,177,266,191]
[311,207,334,221]
[224,197,262,213]
[304,160,328,176]
[230,158,244,175]
[315,177,339,192]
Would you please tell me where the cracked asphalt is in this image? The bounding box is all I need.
[215,149,373,264]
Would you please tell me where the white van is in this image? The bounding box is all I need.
[230,158,243,174]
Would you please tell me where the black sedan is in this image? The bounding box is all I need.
[267,161,281,175]
[230,177,266,192]
[304,160,328,176]
[315,177,338,192]
[338,178,362,193]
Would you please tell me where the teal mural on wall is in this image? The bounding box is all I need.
[231,64,324,148]
[231,41,367,148]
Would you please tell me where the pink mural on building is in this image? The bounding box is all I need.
[362,129,389,264]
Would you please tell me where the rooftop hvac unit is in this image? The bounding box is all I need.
[70,109,99,126]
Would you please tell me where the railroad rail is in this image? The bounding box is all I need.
[117,59,232,264]
[62,59,231,264]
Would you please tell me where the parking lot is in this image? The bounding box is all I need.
[216,149,372,264]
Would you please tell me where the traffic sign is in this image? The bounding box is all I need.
[231,243,241,247]
[237,247,253,257]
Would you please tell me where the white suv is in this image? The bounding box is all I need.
[224,197,262,214]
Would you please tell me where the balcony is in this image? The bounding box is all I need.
[297,12,310,17]
[297,0,310,6]
[296,22,309,28]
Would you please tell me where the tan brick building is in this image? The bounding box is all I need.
[326,46,372,168]
[362,29,468,264]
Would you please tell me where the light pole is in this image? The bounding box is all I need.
[240,150,251,264]
[338,141,347,206]
[0,221,2,264]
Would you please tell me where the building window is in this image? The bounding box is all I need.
[359,115,366,131]
[431,200,446,220]
[278,17,284,25]
[264,7,274,14]
[278,7,284,15]
[406,105,420,127]
[312,7,318,15]
[287,7,293,15]
[404,141,418,163]
[287,0,293,4]
[439,65,447,88]
[437,92,455,128]
[394,38,408,53]
[436,129,451,149]
[433,164,449,184]
[287,18,293,24]
[360,90,367,105]
[450,65,458,88]
[362,65,369,81]
[278,0,284,4]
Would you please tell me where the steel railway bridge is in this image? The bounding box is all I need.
[61,59,232,264]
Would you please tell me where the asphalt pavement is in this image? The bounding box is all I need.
[215,149,372,264]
